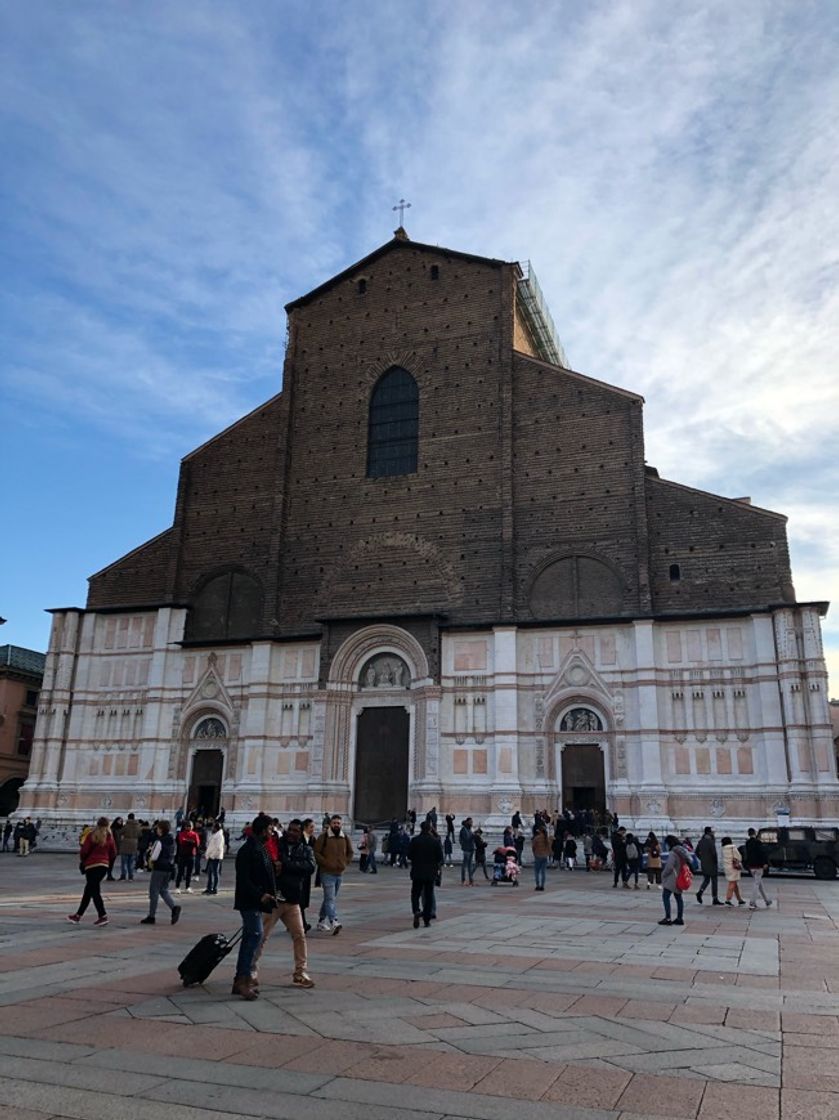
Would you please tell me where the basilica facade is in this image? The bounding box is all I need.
[21,230,837,843]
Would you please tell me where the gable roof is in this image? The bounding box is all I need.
[285,229,507,311]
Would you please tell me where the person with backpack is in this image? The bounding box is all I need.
[644,832,662,888]
[141,820,181,925]
[659,834,690,927]
[624,833,641,888]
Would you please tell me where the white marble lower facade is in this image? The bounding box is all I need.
[19,603,839,847]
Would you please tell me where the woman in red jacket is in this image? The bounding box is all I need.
[68,817,116,926]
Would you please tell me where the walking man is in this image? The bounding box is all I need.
[744,828,773,910]
[231,814,277,1000]
[251,818,316,988]
[408,820,444,927]
[695,826,722,905]
[459,817,475,886]
[313,813,353,934]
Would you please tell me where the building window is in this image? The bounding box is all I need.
[17,722,34,757]
[25,689,38,708]
[185,570,263,642]
[367,366,419,478]
[669,563,681,582]
[357,278,367,294]
[430,264,439,280]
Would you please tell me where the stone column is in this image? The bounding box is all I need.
[490,626,522,816]
[754,614,791,786]
[630,620,669,830]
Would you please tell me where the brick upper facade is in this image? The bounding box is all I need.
[87,233,795,650]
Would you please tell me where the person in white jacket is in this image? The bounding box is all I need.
[202,820,226,895]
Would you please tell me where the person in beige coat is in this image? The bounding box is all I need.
[721,836,745,906]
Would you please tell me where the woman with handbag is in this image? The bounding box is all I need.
[67,817,116,926]
[659,835,690,927]
[721,836,745,906]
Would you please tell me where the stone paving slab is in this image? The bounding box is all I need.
[2,854,839,1117]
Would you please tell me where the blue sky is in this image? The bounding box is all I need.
[2,2,838,688]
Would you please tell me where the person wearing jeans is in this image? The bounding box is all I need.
[658,835,689,927]
[459,817,475,885]
[313,814,353,934]
[231,814,277,1000]
[203,821,225,895]
[531,824,551,891]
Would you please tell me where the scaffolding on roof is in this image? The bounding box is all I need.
[516,261,568,369]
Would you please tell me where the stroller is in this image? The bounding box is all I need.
[491,845,520,886]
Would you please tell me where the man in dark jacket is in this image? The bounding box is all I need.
[459,818,475,885]
[408,821,444,927]
[695,826,722,905]
[611,827,629,888]
[251,819,316,988]
[118,813,141,880]
[232,814,277,1000]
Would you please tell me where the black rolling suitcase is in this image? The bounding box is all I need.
[178,929,242,987]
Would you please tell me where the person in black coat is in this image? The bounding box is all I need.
[695,826,721,905]
[408,821,444,928]
[232,814,277,1000]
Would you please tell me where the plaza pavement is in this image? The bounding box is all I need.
[1,854,839,1120]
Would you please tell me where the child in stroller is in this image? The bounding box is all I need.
[491,845,520,886]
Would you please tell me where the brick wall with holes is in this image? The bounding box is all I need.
[275,243,516,633]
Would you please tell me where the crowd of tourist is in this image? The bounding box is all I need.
[54,803,778,999]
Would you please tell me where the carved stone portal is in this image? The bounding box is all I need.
[359,653,411,690]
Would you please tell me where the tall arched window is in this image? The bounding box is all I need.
[367,367,418,478]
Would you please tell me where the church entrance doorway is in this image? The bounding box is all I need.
[188,749,224,818]
[354,706,409,825]
[561,744,605,814]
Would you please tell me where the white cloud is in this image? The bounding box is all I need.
[2,1,837,693]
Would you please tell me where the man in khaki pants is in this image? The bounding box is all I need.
[251,819,316,988]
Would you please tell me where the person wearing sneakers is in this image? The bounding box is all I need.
[744,828,773,910]
[232,813,278,1000]
[251,818,316,989]
[313,814,353,934]
[140,820,181,926]
[68,817,116,927]
[659,835,689,927]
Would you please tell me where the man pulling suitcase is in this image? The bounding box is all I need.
[230,813,278,1000]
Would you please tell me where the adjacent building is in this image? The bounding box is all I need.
[19,229,837,842]
[0,644,45,815]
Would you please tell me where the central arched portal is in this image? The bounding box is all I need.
[354,707,409,824]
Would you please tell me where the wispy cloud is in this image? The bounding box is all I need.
[2,1,838,688]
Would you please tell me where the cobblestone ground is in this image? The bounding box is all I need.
[2,854,839,1120]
